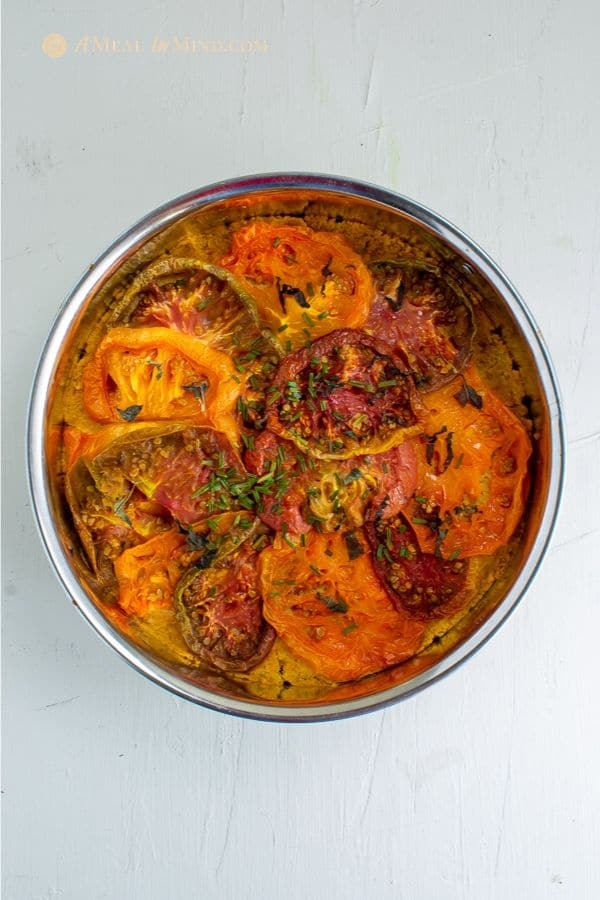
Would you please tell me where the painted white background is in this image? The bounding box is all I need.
[3,1,599,898]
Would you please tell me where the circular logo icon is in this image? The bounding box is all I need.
[42,33,67,58]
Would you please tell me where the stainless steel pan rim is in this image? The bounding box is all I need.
[27,172,565,722]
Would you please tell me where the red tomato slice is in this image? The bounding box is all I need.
[365,263,474,390]
[176,540,275,672]
[243,430,311,534]
[266,329,419,459]
[365,502,470,620]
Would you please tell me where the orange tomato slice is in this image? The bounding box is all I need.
[82,326,240,445]
[114,529,189,617]
[221,223,373,350]
[407,367,531,558]
[259,531,425,681]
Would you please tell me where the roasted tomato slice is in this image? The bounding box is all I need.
[243,430,312,534]
[368,442,419,518]
[259,531,425,682]
[114,513,260,619]
[117,258,253,333]
[221,223,373,350]
[175,534,275,672]
[65,459,171,600]
[117,256,282,365]
[365,500,470,620]
[365,262,474,390]
[266,329,420,459]
[84,424,245,526]
[300,441,418,533]
[405,367,531,558]
[114,529,193,617]
[82,325,240,445]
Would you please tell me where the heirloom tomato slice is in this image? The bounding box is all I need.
[266,329,420,459]
[404,367,531,558]
[259,531,425,682]
[175,529,275,672]
[221,223,373,350]
[82,326,240,445]
[365,262,474,390]
[365,501,470,620]
[114,529,192,618]
[115,512,260,620]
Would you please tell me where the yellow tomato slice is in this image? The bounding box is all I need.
[82,326,240,446]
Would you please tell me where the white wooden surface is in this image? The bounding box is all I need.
[3,1,600,897]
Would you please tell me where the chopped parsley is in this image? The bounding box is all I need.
[116,404,142,422]
[316,591,348,613]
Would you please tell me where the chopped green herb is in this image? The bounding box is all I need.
[112,496,132,526]
[348,380,375,392]
[145,359,163,380]
[454,382,483,409]
[343,468,363,485]
[385,526,393,551]
[116,404,142,422]
[343,531,364,560]
[316,591,348,613]
[183,382,208,408]
[278,282,308,309]
[185,530,209,551]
